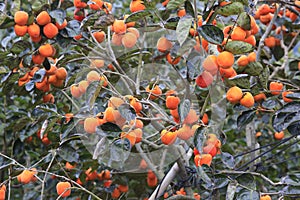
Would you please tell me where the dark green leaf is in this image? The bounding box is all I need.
[0,15,14,29]
[237,110,256,130]
[165,17,180,30]
[216,2,244,17]
[226,180,238,200]
[282,186,300,195]
[100,122,122,133]
[262,98,278,109]
[32,0,49,12]
[197,25,224,45]
[118,104,136,121]
[50,9,66,25]
[221,152,235,169]
[63,20,81,37]
[124,10,152,23]
[178,99,191,122]
[236,189,259,200]
[237,12,251,31]
[226,74,250,89]
[10,40,31,54]
[166,0,185,10]
[176,15,193,46]
[193,126,206,154]
[273,102,300,132]
[237,174,256,190]
[258,66,269,89]
[57,146,79,162]
[184,1,194,16]
[271,45,284,61]
[225,41,253,54]
[243,62,263,76]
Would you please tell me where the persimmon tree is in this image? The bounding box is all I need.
[0,0,300,199]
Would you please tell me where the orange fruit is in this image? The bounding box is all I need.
[166,95,180,110]
[86,70,100,83]
[0,185,6,200]
[260,13,272,24]
[118,184,129,193]
[177,9,186,17]
[65,162,76,170]
[219,66,237,78]
[251,23,260,35]
[43,23,59,39]
[56,181,71,197]
[201,113,209,125]
[147,176,158,187]
[70,84,82,98]
[121,131,137,146]
[157,37,172,52]
[127,27,140,38]
[237,55,249,66]
[104,107,115,122]
[14,24,28,36]
[177,124,193,140]
[274,131,284,140]
[39,44,54,57]
[244,35,256,46]
[203,143,217,157]
[203,55,218,74]
[195,70,214,88]
[90,59,105,68]
[103,2,113,13]
[240,92,255,108]
[30,35,42,43]
[55,19,68,30]
[166,53,181,65]
[282,91,293,103]
[111,188,121,199]
[264,36,276,48]
[223,25,233,37]
[36,11,51,26]
[36,77,51,92]
[84,117,98,134]
[146,85,162,100]
[108,96,125,108]
[226,86,243,104]
[74,0,87,8]
[17,169,35,184]
[259,4,271,15]
[269,81,283,95]
[254,93,267,102]
[260,195,272,200]
[93,31,106,43]
[161,129,177,145]
[217,51,234,69]
[247,52,256,62]
[122,32,137,48]
[133,128,143,143]
[78,80,89,93]
[14,11,28,26]
[45,65,57,76]
[32,53,45,65]
[89,0,104,10]
[130,0,146,12]
[43,93,55,103]
[231,26,247,41]
[56,67,67,80]
[111,32,123,46]
[183,109,199,125]
[28,23,40,38]
[129,119,144,128]
[130,98,143,113]
[194,154,212,167]
[112,20,126,34]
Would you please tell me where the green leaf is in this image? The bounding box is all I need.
[178,99,191,122]
[124,10,152,23]
[237,12,251,31]
[237,174,256,190]
[236,189,259,200]
[11,0,21,16]
[197,25,224,45]
[63,20,81,37]
[258,66,269,89]
[165,17,180,30]
[118,104,136,121]
[225,41,253,54]
[0,66,7,74]
[226,180,238,200]
[226,74,250,89]
[193,126,206,154]
[10,40,31,54]
[50,9,66,25]
[273,102,300,132]
[243,62,263,76]
[184,1,194,17]
[216,2,244,17]
[32,0,49,12]
[237,110,256,130]
[57,146,79,162]
[221,152,235,169]
[166,0,185,10]
[176,15,193,46]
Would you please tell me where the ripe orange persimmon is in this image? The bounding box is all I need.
[111,32,123,46]
[237,55,249,66]
[226,86,243,104]
[56,181,71,197]
[244,35,256,46]
[56,67,67,80]
[43,93,55,103]
[166,95,180,110]
[203,143,217,157]
[121,131,137,146]
[147,176,158,187]
[217,51,234,69]
[219,66,237,78]
[247,52,256,62]
[183,109,199,125]
[71,85,81,99]
[269,81,283,95]
[0,185,5,200]
[282,91,294,103]
[43,23,59,39]
[17,169,36,184]
[93,31,106,43]
[177,9,186,17]
[127,27,140,38]
[112,20,126,34]
[254,93,267,102]
[122,32,137,48]
[31,35,42,43]
[118,184,129,193]
[14,24,28,36]
[36,11,51,26]
[195,70,214,88]
[65,162,76,170]
[194,154,212,166]
[130,0,146,12]
[28,23,40,38]
[111,188,121,199]
[264,36,276,48]
[14,11,28,26]
[274,131,284,140]
[231,26,246,41]
[39,44,54,57]
[86,70,100,83]
[84,117,98,134]
[146,85,162,100]
[240,92,255,108]
[161,129,177,145]
[166,53,181,65]
[203,55,218,73]
[157,37,172,52]
[260,195,272,200]
[89,0,104,10]
[104,107,115,122]
[32,53,45,65]
[108,96,125,108]
[177,124,193,140]
[78,80,89,93]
